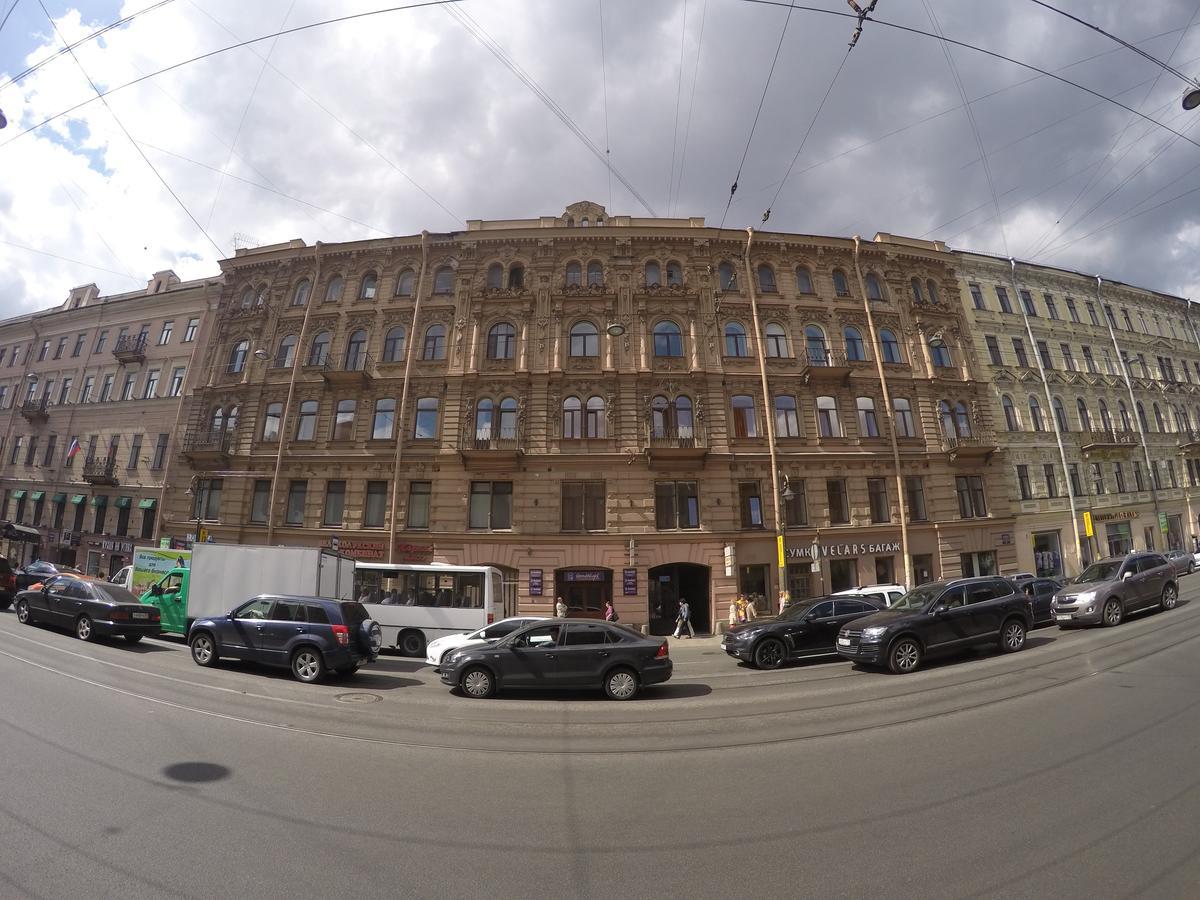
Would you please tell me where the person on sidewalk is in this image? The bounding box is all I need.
[555,596,567,618]
[728,598,738,628]
[673,597,694,638]
[744,597,758,622]
[604,599,617,622]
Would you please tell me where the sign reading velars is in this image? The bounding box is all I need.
[785,541,901,560]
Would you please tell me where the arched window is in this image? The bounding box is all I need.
[324,275,344,303]
[1076,398,1092,431]
[569,321,599,357]
[1153,402,1166,433]
[487,322,516,360]
[911,278,924,304]
[757,264,776,292]
[1053,396,1069,432]
[382,327,406,363]
[653,320,683,357]
[498,397,518,439]
[586,261,603,287]
[718,261,736,291]
[565,262,582,286]
[805,325,828,365]
[844,326,865,361]
[865,273,884,301]
[308,331,330,366]
[239,287,255,309]
[1002,395,1020,431]
[650,395,670,438]
[926,279,940,304]
[939,400,955,439]
[675,396,694,437]
[832,269,850,296]
[508,264,524,290]
[1176,406,1189,433]
[581,217,589,227]
[731,395,758,438]
[645,261,661,287]
[433,266,454,294]
[775,395,800,437]
[765,323,789,358]
[954,401,972,437]
[1029,396,1044,432]
[296,400,318,441]
[345,330,367,370]
[262,402,283,442]
[331,399,356,441]
[652,395,693,438]
[228,339,249,374]
[210,407,224,431]
[585,396,606,438]
[395,269,415,297]
[475,398,494,441]
[795,267,814,294]
[930,343,953,368]
[1098,399,1112,433]
[274,334,297,369]
[666,261,683,286]
[857,397,880,437]
[223,405,238,432]
[422,324,446,360]
[1118,399,1132,431]
[291,279,311,307]
[486,263,503,289]
[724,321,748,357]
[879,328,902,363]
[563,397,582,439]
[817,396,841,437]
[359,272,378,300]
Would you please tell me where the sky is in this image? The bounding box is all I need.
[1,0,1199,317]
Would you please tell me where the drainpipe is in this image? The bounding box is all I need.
[742,228,787,605]
[1099,276,1163,548]
[852,236,911,589]
[266,242,323,543]
[388,231,432,564]
[1010,259,1083,575]
[1185,299,1200,544]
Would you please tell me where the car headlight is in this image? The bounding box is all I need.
[861,626,889,641]
[1069,591,1096,605]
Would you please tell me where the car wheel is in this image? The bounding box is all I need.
[75,615,95,642]
[752,637,786,670]
[291,647,325,683]
[190,632,219,667]
[887,637,922,674]
[999,618,1026,653]
[125,634,143,644]
[398,629,426,658]
[604,667,640,700]
[1102,598,1124,627]
[15,599,31,625]
[460,665,495,699]
[1161,583,1178,611]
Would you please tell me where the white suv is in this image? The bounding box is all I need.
[834,584,907,607]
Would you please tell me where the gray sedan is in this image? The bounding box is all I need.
[1165,550,1193,577]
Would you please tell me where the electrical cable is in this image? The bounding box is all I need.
[671,0,708,218]
[0,237,144,281]
[665,0,689,216]
[598,0,612,211]
[0,0,20,38]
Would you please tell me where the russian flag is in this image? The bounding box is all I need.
[64,438,81,463]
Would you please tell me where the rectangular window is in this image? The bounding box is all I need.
[1115,461,1127,493]
[151,433,168,469]
[1086,301,1100,325]
[249,480,270,524]
[1045,294,1059,319]
[560,481,606,532]
[955,475,987,518]
[1020,290,1037,316]
[322,481,346,526]
[54,336,67,359]
[1134,460,1145,492]
[867,478,889,524]
[183,318,199,342]
[72,333,86,357]
[1168,460,1178,489]
[37,340,49,362]
[43,434,57,467]
[738,481,764,528]
[783,479,806,527]
[94,499,108,534]
[1017,465,1032,500]
[25,436,38,466]
[655,481,699,530]
[996,286,1013,314]
[1036,341,1053,370]
[57,378,72,405]
[1069,463,1084,497]
[127,434,142,469]
[372,398,396,440]
[406,481,431,529]
[79,375,94,403]
[95,330,108,353]
[414,397,439,439]
[1060,345,1076,372]
[969,283,985,310]
[115,504,130,537]
[1081,346,1095,373]
[121,374,137,401]
[285,481,307,525]
[1012,337,1029,367]
[169,367,185,397]
[827,479,850,525]
[469,481,512,529]
[158,321,173,345]
[143,370,160,399]
[140,508,156,540]
[1066,298,1079,322]
[364,481,388,528]
[985,336,1002,365]
[192,478,222,521]
[1092,462,1106,495]
[905,476,927,521]
[893,398,916,437]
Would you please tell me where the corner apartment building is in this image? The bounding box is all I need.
[161,202,1016,633]
[956,251,1200,577]
[0,271,222,575]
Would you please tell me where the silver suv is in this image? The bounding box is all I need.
[1051,553,1177,627]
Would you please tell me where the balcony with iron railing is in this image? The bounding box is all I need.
[1080,429,1140,454]
[322,350,374,385]
[1177,430,1200,453]
[82,455,118,485]
[799,345,851,384]
[182,428,233,461]
[112,334,147,364]
[939,429,999,463]
[458,422,523,468]
[644,422,708,467]
[19,396,49,422]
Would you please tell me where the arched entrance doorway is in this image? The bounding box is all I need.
[648,563,711,635]
[554,567,612,619]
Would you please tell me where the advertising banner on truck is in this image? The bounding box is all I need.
[132,547,191,597]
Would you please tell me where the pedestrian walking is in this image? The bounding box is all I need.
[728,598,738,628]
[673,597,694,638]
[744,597,758,622]
[778,590,788,615]
[735,594,748,624]
[604,599,617,622]
[555,595,567,618]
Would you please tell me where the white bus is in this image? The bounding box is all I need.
[353,563,506,657]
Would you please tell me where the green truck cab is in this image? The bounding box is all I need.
[143,567,190,635]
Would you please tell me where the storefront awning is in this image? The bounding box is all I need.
[11,490,25,500]
[29,491,44,502]
[90,495,108,507]
[70,494,85,505]
[115,496,132,509]
[51,493,66,503]
[2,522,41,542]
[137,498,157,510]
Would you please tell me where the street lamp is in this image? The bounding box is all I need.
[605,322,626,337]
[253,348,270,361]
[1184,85,1200,110]
[927,331,947,350]
[184,476,208,547]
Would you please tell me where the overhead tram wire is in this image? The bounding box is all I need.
[665,0,689,216]
[671,0,708,218]
[0,0,20,38]
[0,237,144,281]
[598,0,612,210]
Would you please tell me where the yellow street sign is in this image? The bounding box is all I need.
[776,535,786,570]
[1082,511,1094,538]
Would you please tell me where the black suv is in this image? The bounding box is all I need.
[188,595,383,683]
[836,577,1031,674]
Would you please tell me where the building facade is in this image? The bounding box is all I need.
[162,203,1016,633]
[955,251,1200,578]
[0,271,222,575]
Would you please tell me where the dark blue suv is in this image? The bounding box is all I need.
[188,595,383,683]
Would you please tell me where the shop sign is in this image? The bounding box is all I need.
[529,569,543,596]
[1094,510,1138,522]
[563,569,606,582]
[324,538,386,560]
[394,542,434,562]
[622,567,638,596]
[100,539,134,554]
[785,541,901,560]
[723,544,734,577]
[1159,512,1169,537]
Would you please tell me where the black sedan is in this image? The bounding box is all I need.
[15,560,83,592]
[723,595,885,669]
[438,620,672,700]
[15,577,160,642]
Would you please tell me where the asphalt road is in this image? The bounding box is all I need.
[3,583,1200,899]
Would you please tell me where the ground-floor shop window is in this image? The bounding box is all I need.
[738,564,768,617]
[1106,522,1133,557]
[960,551,997,577]
[1032,531,1063,578]
[787,562,812,603]
[911,554,934,585]
[1167,514,1184,552]
[829,559,856,592]
[874,556,895,585]
[1143,526,1156,552]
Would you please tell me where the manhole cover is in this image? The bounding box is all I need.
[336,692,382,704]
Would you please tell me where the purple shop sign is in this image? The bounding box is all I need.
[622,568,638,596]
[528,568,543,596]
[563,570,606,582]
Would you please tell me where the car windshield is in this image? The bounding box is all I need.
[1076,560,1122,583]
[889,586,940,611]
[94,584,138,604]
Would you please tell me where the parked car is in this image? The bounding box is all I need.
[833,584,907,607]
[724,595,885,669]
[14,577,161,642]
[1164,549,1193,577]
[26,572,106,592]
[424,615,548,665]
[1051,553,1176,627]
[0,555,15,610]
[1013,576,1063,626]
[188,595,382,683]
[1193,550,1200,570]
[835,577,1031,674]
[15,560,83,592]
[438,620,672,700]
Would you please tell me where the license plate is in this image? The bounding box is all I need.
[837,637,851,646]
[132,611,149,619]
[1055,614,1071,622]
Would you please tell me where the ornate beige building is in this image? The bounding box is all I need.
[955,250,1200,577]
[162,203,1016,636]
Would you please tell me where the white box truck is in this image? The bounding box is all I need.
[140,545,356,635]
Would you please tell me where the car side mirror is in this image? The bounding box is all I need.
[1121,572,1132,581]
[150,584,163,596]
[933,604,948,615]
